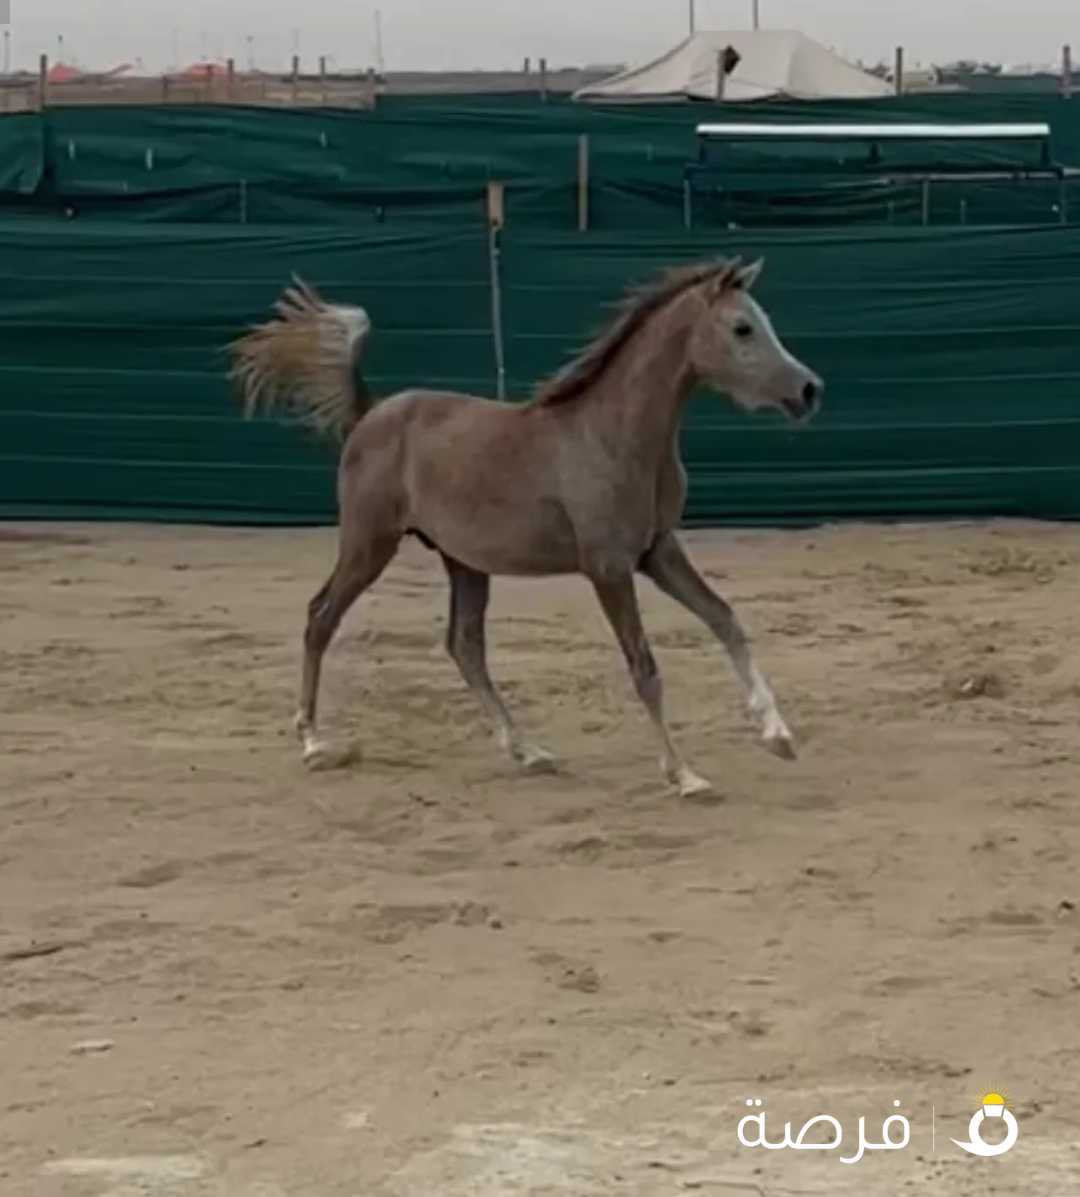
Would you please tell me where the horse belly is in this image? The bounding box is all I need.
[420,493,580,576]
[403,402,579,575]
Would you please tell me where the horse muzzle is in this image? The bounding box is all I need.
[779,378,823,424]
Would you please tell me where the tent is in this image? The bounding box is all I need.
[47,62,84,84]
[179,60,231,79]
[573,31,893,103]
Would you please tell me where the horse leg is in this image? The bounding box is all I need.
[442,555,556,774]
[589,568,712,799]
[641,531,795,760]
[296,533,399,770]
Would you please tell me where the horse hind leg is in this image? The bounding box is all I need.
[442,555,557,775]
[296,533,399,770]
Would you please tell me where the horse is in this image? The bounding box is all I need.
[228,256,823,798]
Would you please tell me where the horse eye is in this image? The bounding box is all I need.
[734,322,754,340]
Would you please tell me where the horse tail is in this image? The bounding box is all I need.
[228,275,374,442]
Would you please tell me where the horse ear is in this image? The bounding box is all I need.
[705,256,743,302]
[732,258,764,291]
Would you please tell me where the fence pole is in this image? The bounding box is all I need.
[291,54,299,104]
[894,46,904,96]
[1064,46,1073,100]
[539,57,548,101]
[319,55,327,104]
[487,181,507,401]
[366,66,378,108]
[38,53,48,110]
[577,134,590,231]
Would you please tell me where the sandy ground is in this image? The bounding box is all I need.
[3,518,1080,1197]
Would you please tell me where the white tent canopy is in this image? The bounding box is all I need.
[573,31,893,103]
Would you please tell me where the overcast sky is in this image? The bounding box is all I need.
[9,1,1076,74]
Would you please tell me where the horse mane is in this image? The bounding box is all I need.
[531,257,742,407]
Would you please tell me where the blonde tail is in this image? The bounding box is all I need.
[228,276,373,441]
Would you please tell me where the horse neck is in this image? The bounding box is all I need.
[586,288,700,453]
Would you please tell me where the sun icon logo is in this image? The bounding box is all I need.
[951,1088,1019,1157]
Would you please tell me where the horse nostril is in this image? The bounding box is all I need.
[802,381,818,406]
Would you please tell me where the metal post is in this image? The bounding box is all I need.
[577,134,590,231]
[291,54,299,104]
[894,46,904,96]
[487,182,507,401]
[539,57,548,101]
[366,66,378,108]
[38,53,48,110]
[1064,46,1073,100]
[487,181,505,233]
[689,0,695,36]
[374,9,385,74]
[226,57,235,100]
[319,55,327,104]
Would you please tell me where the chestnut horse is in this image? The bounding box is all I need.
[229,257,822,797]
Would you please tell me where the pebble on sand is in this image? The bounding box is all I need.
[71,1040,115,1055]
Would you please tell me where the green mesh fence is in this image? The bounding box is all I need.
[1,91,1077,229]
[1,218,1078,526]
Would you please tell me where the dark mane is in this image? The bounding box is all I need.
[531,258,737,407]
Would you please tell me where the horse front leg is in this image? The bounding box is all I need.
[589,567,713,799]
[640,531,796,760]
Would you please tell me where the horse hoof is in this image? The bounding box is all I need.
[763,731,797,761]
[677,769,716,800]
[519,747,558,775]
[303,741,358,772]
